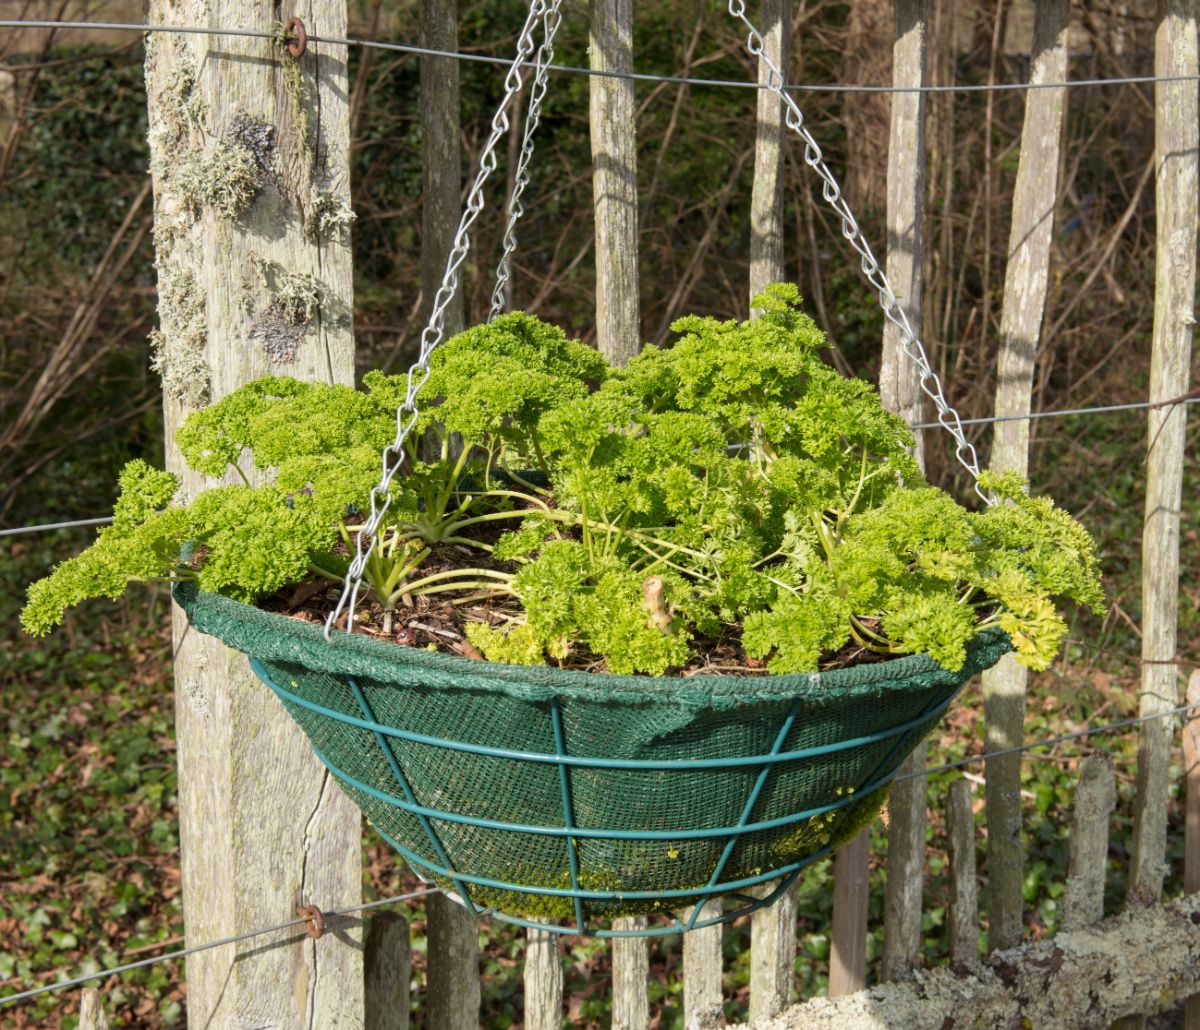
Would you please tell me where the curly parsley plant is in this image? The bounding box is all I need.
[22,284,1104,679]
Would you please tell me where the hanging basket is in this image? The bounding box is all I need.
[176,582,1009,937]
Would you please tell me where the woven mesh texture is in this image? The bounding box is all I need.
[176,584,1008,924]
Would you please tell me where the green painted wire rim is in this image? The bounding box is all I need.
[174,582,1011,707]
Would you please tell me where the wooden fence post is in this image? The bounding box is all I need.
[747,3,796,1022]
[78,987,107,1030]
[1116,11,1197,1025]
[612,923,651,1030]
[981,0,1069,955]
[590,0,648,1023]
[1184,670,1200,1030]
[945,779,979,964]
[1127,0,1198,906]
[590,0,641,366]
[144,2,362,1023]
[878,0,930,986]
[828,831,869,995]
[684,901,724,1028]
[417,3,483,1022]
[524,929,563,1030]
[1060,754,1115,932]
[365,912,411,1030]
[425,893,481,1030]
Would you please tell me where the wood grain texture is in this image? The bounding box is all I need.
[747,5,800,1017]
[420,0,463,336]
[78,988,108,1030]
[944,779,978,964]
[748,0,789,306]
[1128,0,1198,905]
[749,884,796,1022]
[1185,671,1200,1030]
[1121,7,1199,1009]
[877,0,930,986]
[590,0,640,365]
[981,0,1068,955]
[145,3,362,1025]
[683,902,724,1029]
[365,912,410,1030]
[612,918,651,1030]
[425,893,480,1030]
[1061,754,1115,932]
[523,928,563,1030]
[828,830,869,996]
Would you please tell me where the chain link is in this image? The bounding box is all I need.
[489,0,564,320]
[326,0,549,638]
[726,0,991,504]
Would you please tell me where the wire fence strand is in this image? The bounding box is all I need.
[0,886,440,1008]
[4,19,1200,96]
[4,395,1195,538]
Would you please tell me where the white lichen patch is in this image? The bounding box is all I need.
[305,186,356,243]
[150,263,210,405]
[275,270,327,324]
[175,139,261,221]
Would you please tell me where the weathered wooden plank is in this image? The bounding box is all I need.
[365,911,411,1030]
[945,778,978,964]
[417,4,480,1016]
[420,0,463,335]
[748,0,789,304]
[729,891,1200,1029]
[747,4,796,1017]
[425,893,480,1030]
[875,0,931,987]
[523,928,563,1030]
[590,0,640,365]
[749,885,796,1022]
[980,0,1069,955]
[1185,671,1200,1030]
[590,2,646,1022]
[612,918,650,1030]
[1127,0,1198,906]
[684,902,724,1029]
[78,987,108,1030]
[1060,754,1115,932]
[145,2,362,1023]
[828,830,869,996]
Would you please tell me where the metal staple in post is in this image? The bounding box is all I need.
[724,0,990,503]
[489,0,565,320]
[326,0,549,637]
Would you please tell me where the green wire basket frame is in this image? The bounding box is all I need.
[178,583,1009,938]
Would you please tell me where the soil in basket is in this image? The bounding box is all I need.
[257,539,888,677]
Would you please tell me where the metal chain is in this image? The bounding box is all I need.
[725,1,990,503]
[326,0,549,638]
[489,0,565,320]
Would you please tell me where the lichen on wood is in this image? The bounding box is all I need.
[733,891,1200,1030]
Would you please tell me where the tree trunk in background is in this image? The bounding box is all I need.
[590,0,641,364]
[981,0,1069,955]
[842,0,891,213]
[418,3,481,1024]
[879,0,930,984]
[145,1,361,1024]
[748,2,796,1018]
[1119,13,1197,1029]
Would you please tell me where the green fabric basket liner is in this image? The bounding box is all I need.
[175,583,1009,935]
